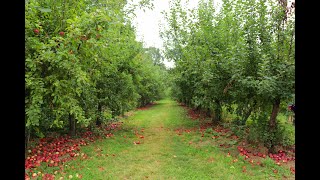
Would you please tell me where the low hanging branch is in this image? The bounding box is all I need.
[223,79,235,94]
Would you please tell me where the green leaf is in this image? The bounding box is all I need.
[37,7,52,13]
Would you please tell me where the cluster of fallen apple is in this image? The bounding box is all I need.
[25,122,122,179]
[183,105,296,175]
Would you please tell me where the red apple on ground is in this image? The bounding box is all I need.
[33,29,40,34]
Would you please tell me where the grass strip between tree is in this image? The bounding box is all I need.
[27,99,294,180]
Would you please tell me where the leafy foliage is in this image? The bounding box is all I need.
[162,0,295,151]
[25,0,168,142]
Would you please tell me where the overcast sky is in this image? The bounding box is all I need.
[128,0,203,68]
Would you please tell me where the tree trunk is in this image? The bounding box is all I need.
[241,108,252,125]
[213,100,222,123]
[292,114,295,126]
[267,98,281,154]
[96,103,102,126]
[69,114,76,136]
[241,102,256,125]
[25,128,31,155]
[195,105,200,111]
[141,97,146,107]
[206,108,211,118]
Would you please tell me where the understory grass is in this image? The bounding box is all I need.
[31,99,294,179]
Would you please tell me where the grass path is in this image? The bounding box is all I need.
[49,99,294,179]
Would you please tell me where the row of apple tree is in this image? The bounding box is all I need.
[162,0,295,153]
[25,0,168,144]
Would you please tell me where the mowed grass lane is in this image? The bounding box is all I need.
[47,99,293,180]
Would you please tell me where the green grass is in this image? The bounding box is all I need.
[32,99,294,179]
